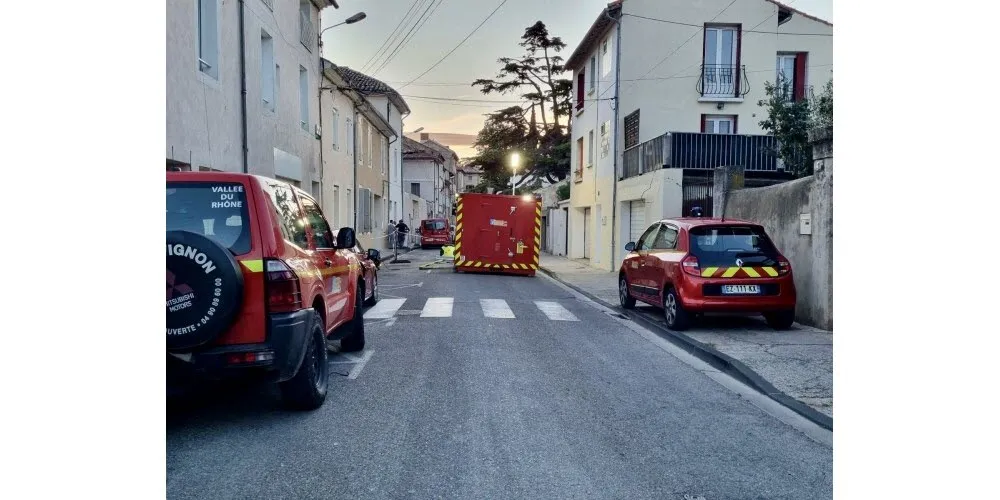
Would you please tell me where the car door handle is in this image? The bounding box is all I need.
[324,259,333,267]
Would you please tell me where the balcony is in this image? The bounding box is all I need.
[621,132,778,180]
[697,64,750,101]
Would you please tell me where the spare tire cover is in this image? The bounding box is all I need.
[166,230,244,351]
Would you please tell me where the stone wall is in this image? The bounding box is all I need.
[722,128,833,330]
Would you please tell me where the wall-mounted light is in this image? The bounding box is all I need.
[716,102,725,110]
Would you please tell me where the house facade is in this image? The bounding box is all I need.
[565,0,832,271]
[413,138,459,218]
[401,137,449,221]
[457,165,483,193]
[167,0,340,196]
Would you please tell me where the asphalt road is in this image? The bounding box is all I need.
[167,249,832,499]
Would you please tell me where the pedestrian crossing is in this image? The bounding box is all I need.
[363,297,580,321]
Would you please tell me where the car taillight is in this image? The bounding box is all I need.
[778,256,791,276]
[227,350,275,365]
[265,259,302,312]
[681,254,701,277]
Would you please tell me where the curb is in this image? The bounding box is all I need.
[538,265,833,432]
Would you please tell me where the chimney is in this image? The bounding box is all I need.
[420,133,429,141]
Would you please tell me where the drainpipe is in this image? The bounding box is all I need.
[238,0,249,173]
[353,107,359,230]
[609,9,622,270]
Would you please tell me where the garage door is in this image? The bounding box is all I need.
[629,201,646,243]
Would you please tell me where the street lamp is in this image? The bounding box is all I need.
[319,12,367,40]
[509,152,521,195]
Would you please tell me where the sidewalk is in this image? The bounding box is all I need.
[538,253,833,428]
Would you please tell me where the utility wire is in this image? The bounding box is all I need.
[373,0,444,76]
[625,12,831,36]
[360,0,423,73]
[397,0,510,90]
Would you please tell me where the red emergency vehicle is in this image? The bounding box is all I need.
[453,192,541,277]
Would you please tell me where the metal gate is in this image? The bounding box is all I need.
[629,201,646,243]
[682,177,714,217]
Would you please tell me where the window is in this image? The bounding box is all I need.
[331,108,340,150]
[600,121,611,159]
[357,187,373,233]
[261,31,275,110]
[702,25,740,97]
[299,66,309,130]
[624,110,640,149]
[346,118,354,156]
[332,185,340,227]
[589,55,596,92]
[703,115,737,134]
[299,1,313,51]
[636,225,659,251]
[373,195,384,230]
[587,130,594,166]
[381,136,387,174]
[299,194,334,248]
[167,182,251,254]
[197,0,219,79]
[260,179,308,248]
[688,225,780,267]
[360,120,369,165]
[651,225,678,250]
[575,137,584,181]
[777,52,807,101]
[368,126,375,168]
[311,181,321,200]
[601,38,611,77]
[576,70,585,110]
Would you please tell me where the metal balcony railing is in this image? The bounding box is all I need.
[300,10,315,51]
[697,64,750,98]
[620,132,778,180]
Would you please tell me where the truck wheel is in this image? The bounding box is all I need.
[341,281,366,352]
[764,310,795,330]
[663,288,690,331]
[166,231,244,351]
[279,312,328,411]
[363,272,378,307]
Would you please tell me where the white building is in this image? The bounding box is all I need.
[564,0,832,271]
[167,0,340,198]
[401,137,450,220]
[457,165,483,193]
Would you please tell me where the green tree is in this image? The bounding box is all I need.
[757,78,833,178]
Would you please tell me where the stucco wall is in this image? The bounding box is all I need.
[320,85,355,229]
[611,168,685,270]
[722,129,833,329]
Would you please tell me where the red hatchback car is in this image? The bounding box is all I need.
[618,218,796,330]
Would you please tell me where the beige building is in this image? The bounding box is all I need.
[565,0,832,271]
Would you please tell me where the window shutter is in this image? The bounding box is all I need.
[700,114,707,133]
[794,53,807,101]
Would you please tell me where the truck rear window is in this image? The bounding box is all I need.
[166,182,251,255]
[423,220,446,230]
[688,225,779,267]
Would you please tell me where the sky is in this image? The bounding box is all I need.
[321,0,832,159]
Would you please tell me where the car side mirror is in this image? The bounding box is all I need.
[367,248,380,263]
[336,227,356,249]
[624,241,636,252]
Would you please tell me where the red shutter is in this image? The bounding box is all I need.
[700,114,707,133]
[733,115,738,134]
[793,53,807,101]
[577,71,585,109]
[734,25,743,96]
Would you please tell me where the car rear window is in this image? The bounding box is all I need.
[688,225,779,267]
[167,182,252,255]
[423,220,446,230]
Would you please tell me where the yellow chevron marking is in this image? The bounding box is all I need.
[530,264,538,270]
[742,267,761,278]
[456,213,463,222]
[721,267,740,278]
[762,267,779,277]
[241,259,264,273]
[474,261,483,268]
[701,267,718,278]
[502,264,510,269]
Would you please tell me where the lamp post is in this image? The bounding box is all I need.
[509,152,521,195]
[318,12,367,43]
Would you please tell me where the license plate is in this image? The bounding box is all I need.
[722,285,761,295]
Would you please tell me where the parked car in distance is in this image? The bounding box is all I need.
[419,218,451,247]
[166,172,369,411]
[618,218,796,331]
[335,229,381,307]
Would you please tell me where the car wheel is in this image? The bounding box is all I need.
[363,272,378,307]
[279,311,328,411]
[340,281,366,352]
[764,310,795,330]
[663,287,690,331]
[619,275,636,309]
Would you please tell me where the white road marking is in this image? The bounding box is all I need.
[480,299,515,319]
[420,297,454,317]
[347,350,374,379]
[534,301,579,321]
[364,298,406,319]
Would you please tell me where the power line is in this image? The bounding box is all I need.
[402,93,615,104]
[359,0,422,73]
[397,0,510,90]
[625,13,831,36]
[372,0,443,76]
